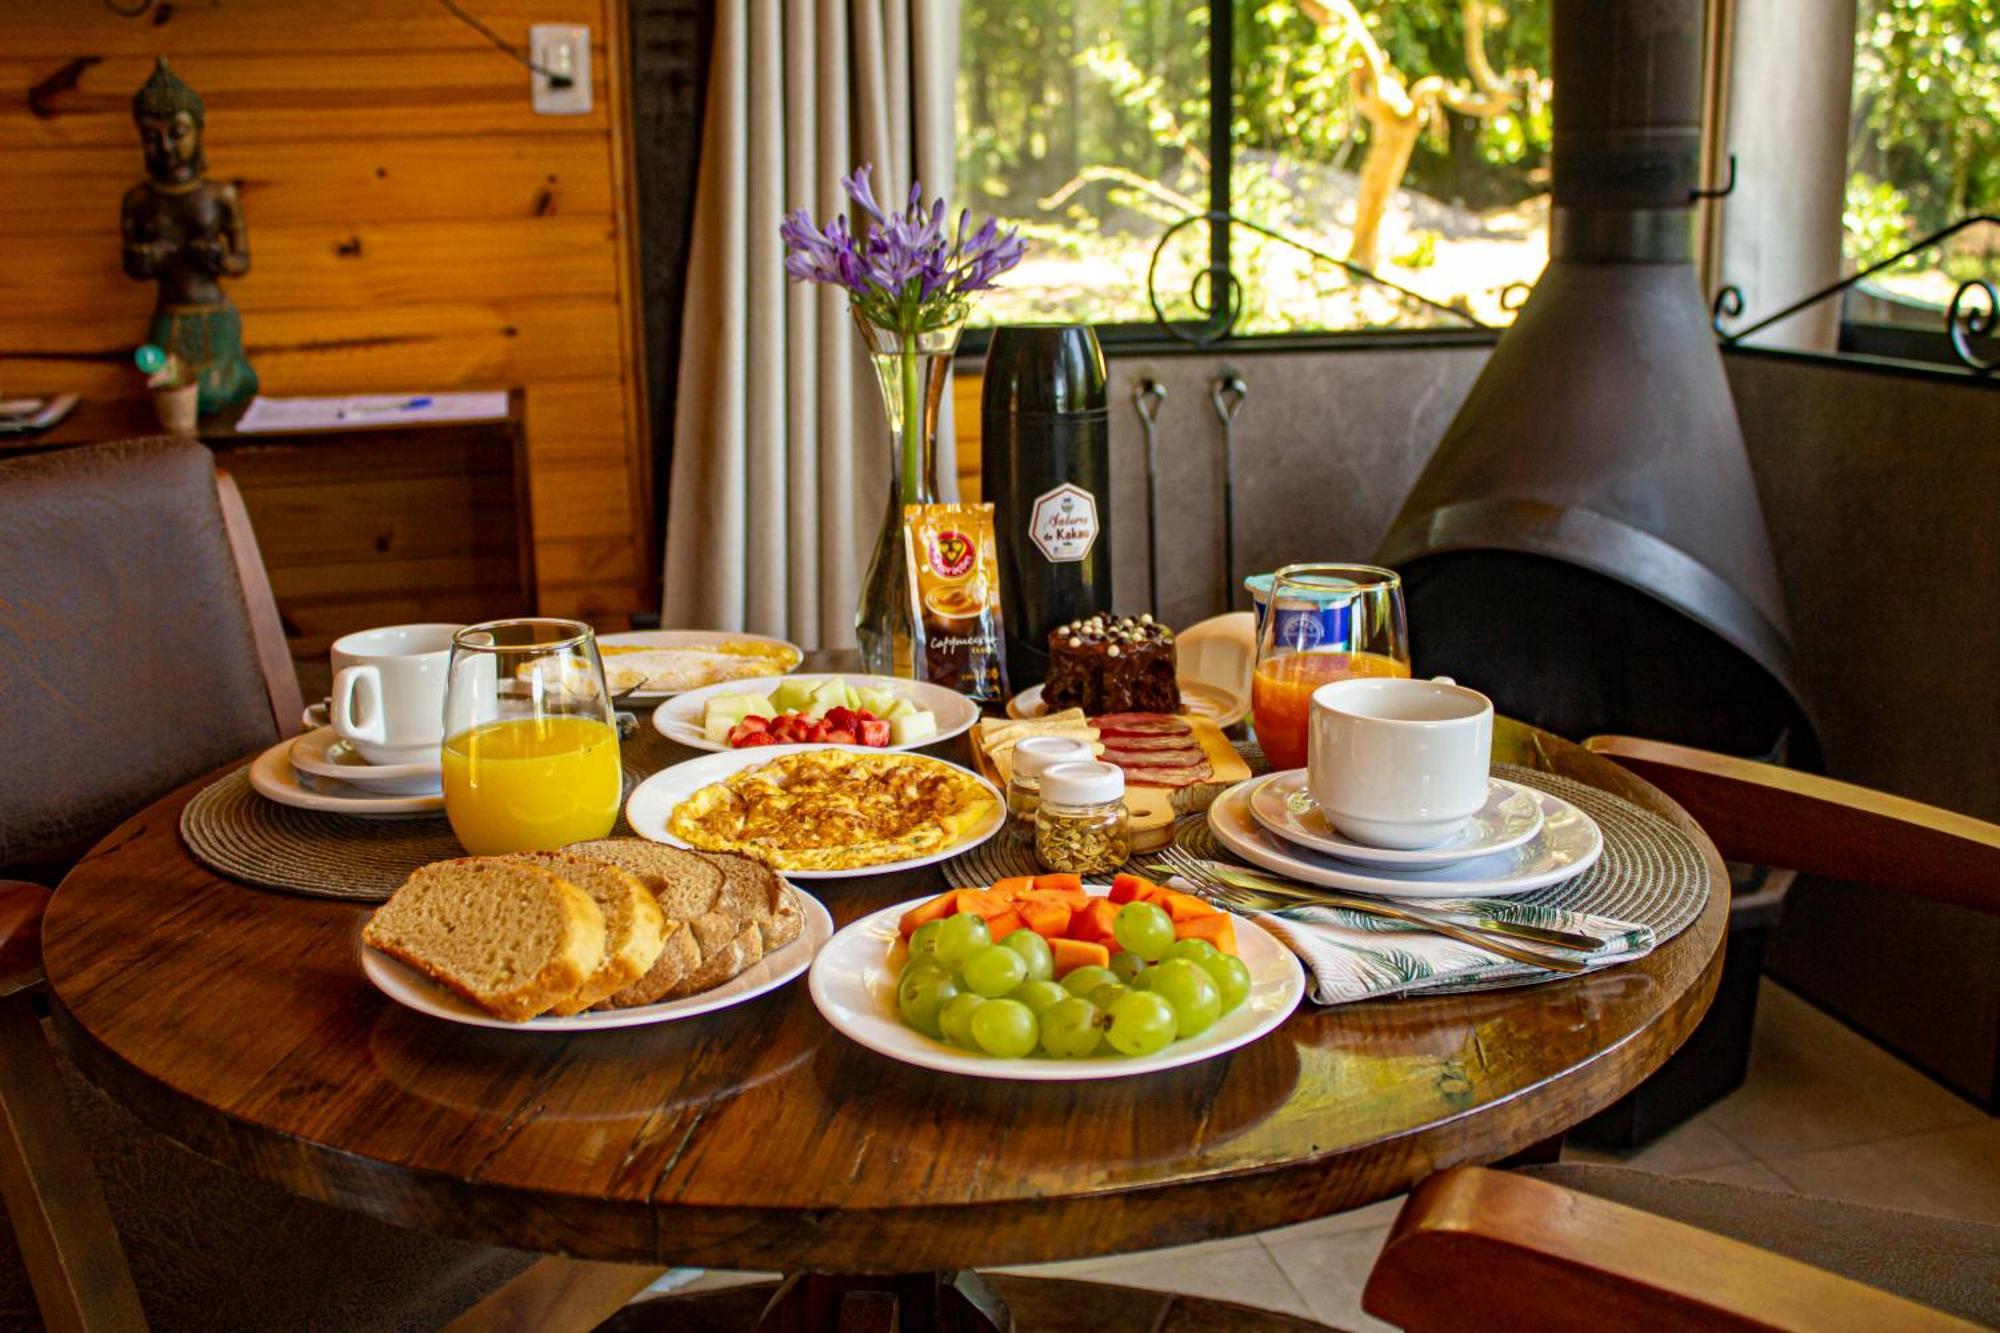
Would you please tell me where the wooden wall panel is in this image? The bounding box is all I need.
[0,0,651,630]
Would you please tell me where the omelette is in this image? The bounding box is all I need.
[599,641,801,694]
[667,751,996,871]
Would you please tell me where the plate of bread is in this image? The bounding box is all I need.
[359,839,831,1030]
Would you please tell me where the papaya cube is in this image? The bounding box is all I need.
[1029,874,1091,908]
[1049,937,1110,978]
[990,876,1035,901]
[1018,899,1073,939]
[1109,873,1160,904]
[987,909,1027,941]
[1158,888,1219,922]
[951,889,1016,921]
[1068,897,1122,946]
[1173,912,1238,956]
[898,889,961,938]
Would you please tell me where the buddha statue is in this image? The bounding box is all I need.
[121,57,258,412]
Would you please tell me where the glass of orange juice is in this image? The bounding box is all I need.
[441,618,622,855]
[1251,564,1410,771]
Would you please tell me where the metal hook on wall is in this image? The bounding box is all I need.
[1132,378,1169,613]
[1209,369,1247,616]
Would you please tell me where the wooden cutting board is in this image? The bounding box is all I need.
[971,717,1250,852]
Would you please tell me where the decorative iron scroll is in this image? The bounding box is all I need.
[1146,210,1491,345]
[1711,213,2000,375]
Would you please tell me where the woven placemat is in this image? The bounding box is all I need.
[941,762,1711,968]
[180,763,647,902]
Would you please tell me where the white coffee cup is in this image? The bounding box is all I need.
[1308,676,1494,850]
[328,623,464,766]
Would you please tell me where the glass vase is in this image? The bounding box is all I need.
[853,313,964,676]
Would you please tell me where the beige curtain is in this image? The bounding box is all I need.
[664,0,960,649]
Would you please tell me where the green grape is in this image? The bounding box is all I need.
[1085,981,1130,1012]
[1061,965,1118,997]
[1130,965,1156,991]
[1010,978,1069,1016]
[969,998,1038,1058]
[1161,937,1219,964]
[962,944,1028,998]
[1039,997,1104,1058]
[896,962,960,1039]
[907,919,946,960]
[1148,959,1221,1038]
[1109,950,1146,984]
[999,928,1055,982]
[1199,954,1253,1014]
[1112,901,1176,961]
[934,912,992,968]
[938,992,986,1048]
[1105,992,1177,1056]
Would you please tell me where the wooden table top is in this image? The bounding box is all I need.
[42,716,1728,1274]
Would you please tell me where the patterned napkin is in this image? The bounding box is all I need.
[1170,884,1656,1004]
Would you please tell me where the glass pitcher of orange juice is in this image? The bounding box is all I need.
[441,618,622,854]
[1250,565,1410,771]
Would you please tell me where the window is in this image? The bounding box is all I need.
[956,0,1554,339]
[1841,0,1998,348]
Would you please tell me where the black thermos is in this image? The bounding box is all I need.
[981,325,1113,689]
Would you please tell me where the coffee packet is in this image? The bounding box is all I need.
[904,502,1010,704]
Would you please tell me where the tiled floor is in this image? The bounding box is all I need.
[664,981,1997,1329]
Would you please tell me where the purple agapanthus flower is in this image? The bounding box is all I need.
[780,164,1027,334]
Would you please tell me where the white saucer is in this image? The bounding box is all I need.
[1005,680,1247,727]
[288,726,441,795]
[247,738,444,816]
[1207,777,1602,898]
[1248,771,1544,870]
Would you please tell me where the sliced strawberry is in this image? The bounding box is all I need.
[737,714,770,731]
[735,731,779,746]
[822,727,857,745]
[857,718,892,747]
[824,706,857,731]
[854,708,878,723]
[802,718,830,743]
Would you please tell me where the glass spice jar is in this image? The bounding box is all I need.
[1007,735,1098,822]
[1034,760,1130,876]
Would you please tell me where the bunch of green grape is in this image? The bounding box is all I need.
[896,901,1254,1060]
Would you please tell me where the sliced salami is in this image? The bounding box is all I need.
[1090,712,1190,736]
[1101,745,1206,768]
[1120,759,1214,789]
[1096,733,1204,753]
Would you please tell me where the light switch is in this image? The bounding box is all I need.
[530,24,592,115]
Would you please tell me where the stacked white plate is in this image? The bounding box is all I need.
[1207,770,1603,899]
[246,726,444,816]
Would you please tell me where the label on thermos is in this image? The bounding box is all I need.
[1027,483,1100,563]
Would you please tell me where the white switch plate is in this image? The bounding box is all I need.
[530,24,592,115]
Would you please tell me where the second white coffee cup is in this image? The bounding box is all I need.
[329,623,464,766]
[1308,676,1494,850]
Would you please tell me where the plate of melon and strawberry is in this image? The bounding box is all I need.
[807,873,1305,1081]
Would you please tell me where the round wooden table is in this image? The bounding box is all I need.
[43,717,1726,1321]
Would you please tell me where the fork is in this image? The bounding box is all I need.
[1148,852,1593,974]
[1150,845,1610,951]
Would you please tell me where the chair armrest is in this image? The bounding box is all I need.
[1585,735,2000,917]
[215,467,304,739]
[0,879,51,998]
[1362,1167,1982,1333]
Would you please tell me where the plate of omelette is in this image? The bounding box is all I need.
[625,745,1004,879]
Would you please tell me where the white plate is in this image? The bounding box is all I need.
[651,674,979,753]
[1006,680,1246,728]
[247,738,444,816]
[1208,778,1602,898]
[361,891,833,1031]
[596,629,805,700]
[624,744,1006,880]
[1248,771,1544,870]
[288,726,442,794]
[808,885,1304,1081]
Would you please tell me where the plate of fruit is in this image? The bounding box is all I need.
[652,673,979,752]
[807,873,1305,1081]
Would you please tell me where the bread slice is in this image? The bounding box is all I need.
[598,919,701,1009]
[564,838,724,918]
[363,858,606,1022]
[507,852,667,1015]
[665,913,765,998]
[697,852,799,950]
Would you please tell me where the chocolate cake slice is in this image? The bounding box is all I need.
[1043,613,1179,714]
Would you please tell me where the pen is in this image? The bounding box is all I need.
[339,396,433,419]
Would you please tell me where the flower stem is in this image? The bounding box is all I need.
[900,343,923,502]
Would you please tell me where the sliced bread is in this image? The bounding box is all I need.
[598,918,701,1009]
[564,838,725,918]
[362,858,606,1022]
[507,852,667,1015]
[697,852,800,950]
[664,912,766,998]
